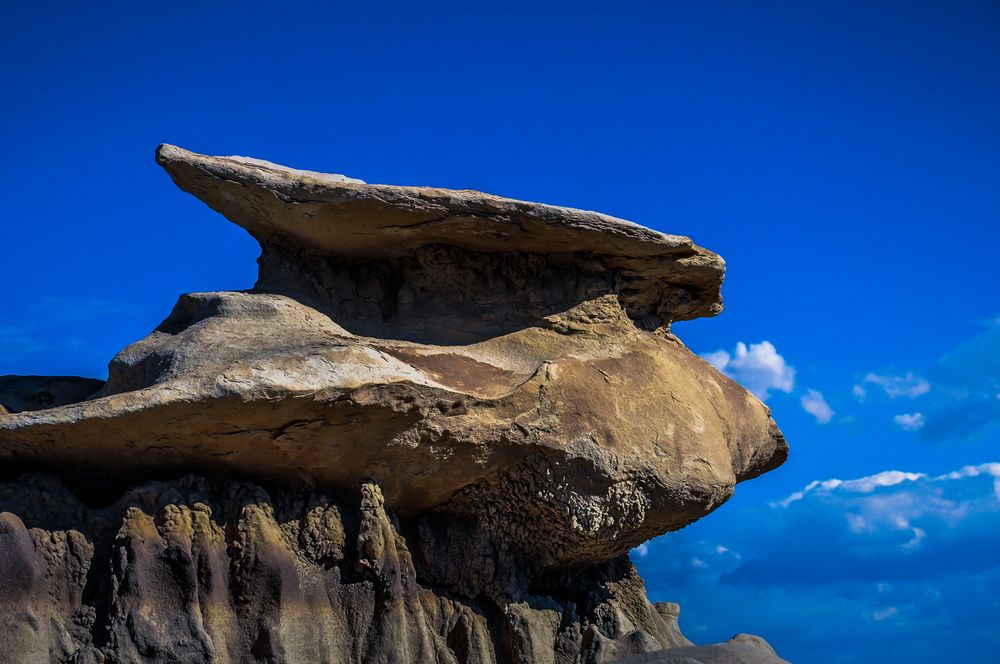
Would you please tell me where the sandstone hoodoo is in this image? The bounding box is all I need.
[0,146,789,663]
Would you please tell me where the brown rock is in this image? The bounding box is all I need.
[612,633,790,663]
[0,472,692,663]
[0,511,94,663]
[154,144,725,335]
[0,145,790,663]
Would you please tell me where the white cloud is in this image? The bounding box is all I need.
[777,469,927,507]
[633,542,649,557]
[846,513,866,532]
[767,462,1000,562]
[702,341,795,401]
[701,350,731,370]
[862,372,931,399]
[895,412,926,431]
[872,607,899,621]
[841,470,927,492]
[853,384,867,400]
[772,464,1000,543]
[939,463,1000,499]
[903,527,926,549]
[801,389,835,424]
[939,463,1000,480]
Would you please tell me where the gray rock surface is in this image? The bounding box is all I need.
[0,146,790,663]
[612,634,790,663]
[0,473,691,664]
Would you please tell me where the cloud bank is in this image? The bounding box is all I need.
[633,462,1000,663]
[856,372,931,399]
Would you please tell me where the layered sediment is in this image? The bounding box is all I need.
[0,146,788,663]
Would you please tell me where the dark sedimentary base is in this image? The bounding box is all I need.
[0,146,789,663]
[0,473,690,663]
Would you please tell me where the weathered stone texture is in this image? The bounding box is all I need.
[0,146,789,663]
[0,474,692,663]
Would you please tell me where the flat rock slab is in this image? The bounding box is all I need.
[156,144,725,331]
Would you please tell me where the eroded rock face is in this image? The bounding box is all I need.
[0,473,690,664]
[0,146,789,662]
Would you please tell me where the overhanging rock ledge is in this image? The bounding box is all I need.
[0,145,789,664]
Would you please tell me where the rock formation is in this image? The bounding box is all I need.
[0,146,789,663]
[614,635,790,663]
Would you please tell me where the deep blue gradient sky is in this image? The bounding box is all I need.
[2,2,998,662]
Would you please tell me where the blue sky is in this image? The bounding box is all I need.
[2,2,998,661]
